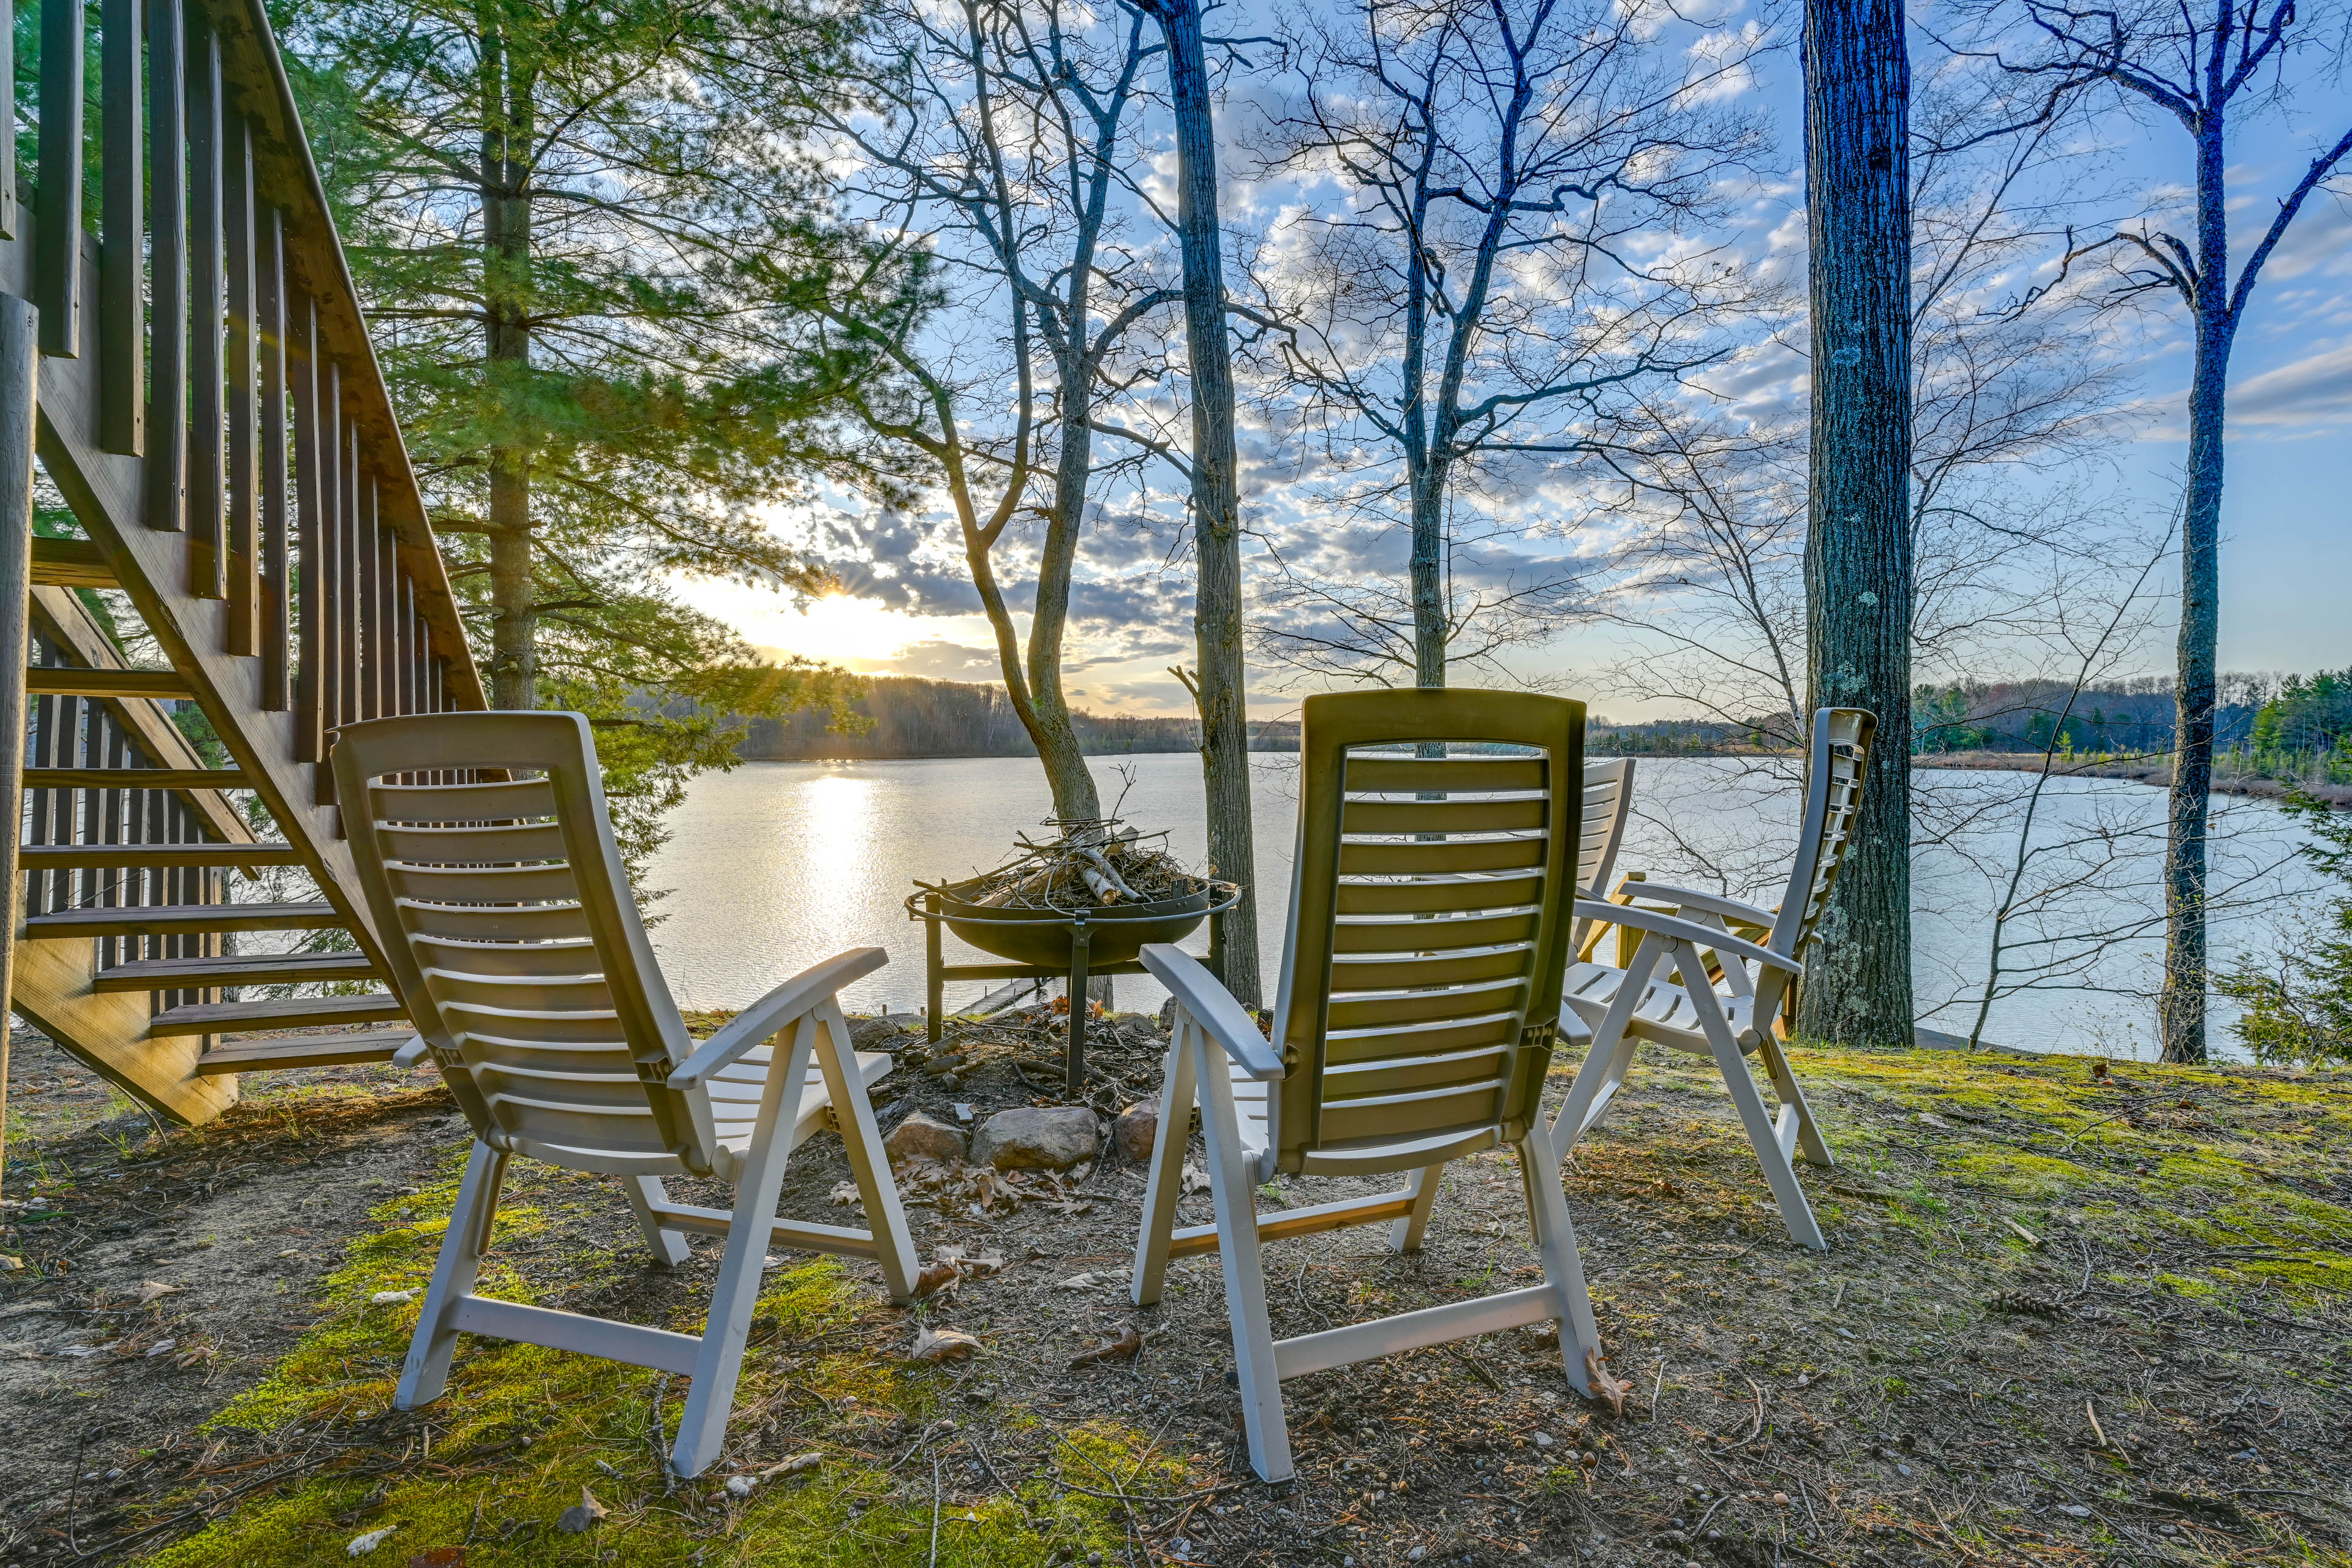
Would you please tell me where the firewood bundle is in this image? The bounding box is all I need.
[967,820,1203,912]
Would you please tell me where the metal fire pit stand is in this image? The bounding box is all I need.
[908,886,1240,1093]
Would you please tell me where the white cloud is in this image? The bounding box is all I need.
[2228,342,2352,429]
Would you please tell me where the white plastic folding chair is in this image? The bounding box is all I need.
[1549,709,1873,1252]
[1129,688,1612,1483]
[1572,758,1637,954]
[331,711,919,1477]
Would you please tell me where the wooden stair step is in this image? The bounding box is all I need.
[92,950,379,993]
[23,902,346,938]
[194,1031,420,1076]
[17,843,306,870]
[29,537,115,587]
[25,666,192,699]
[23,767,254,790]
[151,993,405,1038]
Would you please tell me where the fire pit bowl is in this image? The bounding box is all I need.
[929,880,1214,968]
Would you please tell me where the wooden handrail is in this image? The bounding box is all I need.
[0,0,489,1130]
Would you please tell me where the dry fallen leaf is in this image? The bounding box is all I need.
[761,1452,824,1479]
[135,1280,180,1304]
[908,1327,982,1363]
[1068,1327,1144,1368]
[555,1487,608,1534]
[913,1262,962,1299]
[345,1525,399,1556]
[1585,1348,1634,1418]
[937,1245,1004,1278]
[1180,1162,1212,1195]
[406,1550,467,1568]
[829,1182,863,1207]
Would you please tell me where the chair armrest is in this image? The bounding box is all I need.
[1139,943,1285,1082]
[390,1033,428,1069]
[1574,900,1798,975]
[668,947,889,1091]
[1613,878,1779,930]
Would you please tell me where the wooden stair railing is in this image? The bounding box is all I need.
[0,0,488,1129]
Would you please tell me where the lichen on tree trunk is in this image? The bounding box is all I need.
[1148,0,1261,1006]
[1798,0,1914,1047]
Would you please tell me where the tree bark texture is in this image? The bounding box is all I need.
[481,10,537,710]
[1148,0,1261,1005]
[2158,121,2236,1065]
[1020,85,1109,826]
[1798,0,1914,1046]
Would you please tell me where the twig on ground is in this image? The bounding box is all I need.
[1714,1376,1765,1450]
[928,1452,943,1568]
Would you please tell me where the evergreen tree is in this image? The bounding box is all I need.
[281,0,899,878]
[2218,790,2352,1069]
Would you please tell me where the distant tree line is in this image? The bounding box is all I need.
[718,672,2345,766]
[1911,677,2267,755]
[734,677,1298,760]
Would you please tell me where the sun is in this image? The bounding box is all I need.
[678,579,933,665]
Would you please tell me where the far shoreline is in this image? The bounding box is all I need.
[731,742,2352,808]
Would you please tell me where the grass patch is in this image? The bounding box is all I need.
[141,1155,1152,1567]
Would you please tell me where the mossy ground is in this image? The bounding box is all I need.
[2,1018,2346,1567]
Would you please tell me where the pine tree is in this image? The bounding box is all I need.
[282,0,900,876]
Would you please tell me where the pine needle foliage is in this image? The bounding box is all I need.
[273,0,927,884]
[2218,788,2352,1069]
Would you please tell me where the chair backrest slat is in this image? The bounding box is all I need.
[1273,690,1584,1169]
[1578,758,1635,896]
[1769,709,1875,959]
[333,712,717,1174]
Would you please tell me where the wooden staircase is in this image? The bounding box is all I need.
[0,0,487,1125]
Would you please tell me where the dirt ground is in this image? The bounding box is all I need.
[0,1011,2346,1567]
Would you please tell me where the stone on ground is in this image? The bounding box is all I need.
[848,1012,925,1049]
[971,1106,1097,1170]
[885,1110,968,1166]
[1113,1098,1160,1162]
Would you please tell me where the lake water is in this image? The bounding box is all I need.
[644,752,2326,1060]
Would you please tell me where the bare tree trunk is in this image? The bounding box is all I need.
[2158,124,2235,1065]
[1798,0,1914,1046]
[1408,466,1446,688]
[481,11,536,710]
[1025,271,1105,824]
[1147,0,1261,1005]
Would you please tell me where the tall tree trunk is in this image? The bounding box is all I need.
[1797,0,1914,1046]
[2158,119,2234,1065]
[1408,465,1446,688]
[481,9,536,709]
[1150,0,1261,1005]
[1023,320,1104,824]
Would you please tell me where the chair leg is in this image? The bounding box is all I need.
[395,1139,508,1410]
[1196,1030,1292,1485]
[1129,1016,1198,1308]
[1517,1115,1604,1397]
[672,1015,819,1479]
[1674,943,1828,1252]
[623,1177,691,1268]
[1551,939,1665,1151]
[1757,1033,1834,1169]
[1387,1163,1444,1254]
[814,1000,920,1303]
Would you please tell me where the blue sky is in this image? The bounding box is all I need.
[676,0,2352,718]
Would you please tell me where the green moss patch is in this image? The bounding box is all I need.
[140,1155,1148,1567]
